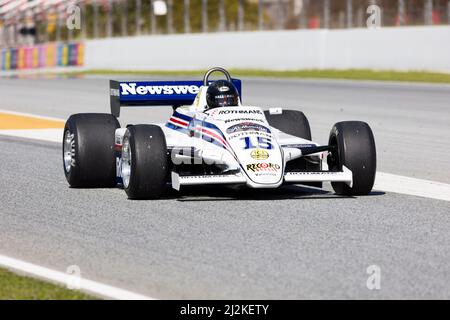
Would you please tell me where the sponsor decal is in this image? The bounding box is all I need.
[218,86,230,92]
[185,174,239,179]
[255,172,278,177]
[219,109,262,115]
[224,117,265,124]
[227,131,272,141]
[246,163,280,172]
[207,108,219,116]
[282,144,317,149]
[250,149,269,160]
[227,122,270,134]
[287,171,342,175]
[214,94,235,100]
[120,83,200,96]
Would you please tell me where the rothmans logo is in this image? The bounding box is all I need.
[120,83,200,95]
[219,109,262,115]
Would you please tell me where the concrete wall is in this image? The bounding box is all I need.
[85,26,450,73]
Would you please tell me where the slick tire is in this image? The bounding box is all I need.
[63,113,120,187]
[265,110,320,187]
[264,109,311,140]
[328,121,377,196]
[121,125,169,199]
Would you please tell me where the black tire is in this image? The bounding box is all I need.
[265,110,321,187]
[328,121,377,196]
[264,109,311,140]
[122,125,169,199]
[63,113,120,187]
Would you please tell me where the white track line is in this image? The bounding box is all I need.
[0,255,154,300]
[374,172,450,202]
[0,128,63,143]
[0,109,65,122]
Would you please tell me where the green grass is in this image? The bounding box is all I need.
[75,68,450,84]
[0,267,97,300]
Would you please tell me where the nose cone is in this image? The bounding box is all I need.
[211,106,284,187]
[227,138,284,187]
[244,159,283,185]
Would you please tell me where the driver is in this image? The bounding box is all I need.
[205,80,239,110]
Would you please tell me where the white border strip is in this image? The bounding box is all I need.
[0,109,65,122]
[0,129,63,143]
[0,255,155,300]
[374,172,450,202]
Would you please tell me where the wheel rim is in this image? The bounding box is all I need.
[63,129,75,173]
[121,136,132,188]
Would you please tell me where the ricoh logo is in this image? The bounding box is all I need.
[120,83,200,96]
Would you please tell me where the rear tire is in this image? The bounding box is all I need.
[328,121,377,196]
[63,113,120,187]
[264,109,311,140]
[265,109,321,187]
[122,125,169,199]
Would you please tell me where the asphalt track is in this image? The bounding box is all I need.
[0,76,449,299]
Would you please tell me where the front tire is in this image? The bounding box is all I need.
[63,113,120,187]
[264,109,311,140]
[265,109,321,187]
[122,125,169,199]
[328,121,377,196]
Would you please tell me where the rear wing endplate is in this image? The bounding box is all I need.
[110,79,242,117]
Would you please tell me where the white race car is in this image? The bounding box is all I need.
[63,67,376,199]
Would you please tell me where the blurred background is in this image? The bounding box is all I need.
[1,0,450,72]
[1,0,449,47]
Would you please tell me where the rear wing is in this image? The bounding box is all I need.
[110,79,242,117]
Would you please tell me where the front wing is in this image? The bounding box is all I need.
[171,166,353,190]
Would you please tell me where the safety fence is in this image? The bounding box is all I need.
[1,1,450,48]
[0,42,84,70]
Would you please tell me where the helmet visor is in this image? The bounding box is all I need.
[212,93,238,107]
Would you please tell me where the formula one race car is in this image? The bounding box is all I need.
[63,67,376,199]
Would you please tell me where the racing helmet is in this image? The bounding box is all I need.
[205,80,239,110]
